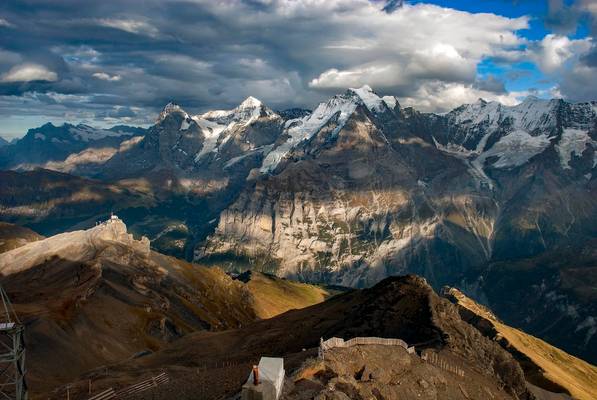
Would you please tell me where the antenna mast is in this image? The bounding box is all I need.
[0,285,27,399]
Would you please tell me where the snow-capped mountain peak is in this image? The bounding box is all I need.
[189,97,279,162]
[200,96,273,125]
[347,85,393,113]
[238,96,262,109]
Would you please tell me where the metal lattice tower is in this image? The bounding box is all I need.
[0,286,26,400]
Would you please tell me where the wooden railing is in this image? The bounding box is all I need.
[421,350,465,377]
[85,372,168,400]
[87,389,115,400]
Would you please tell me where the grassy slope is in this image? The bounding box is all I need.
[449,289,597,400]
[241,271,333,319]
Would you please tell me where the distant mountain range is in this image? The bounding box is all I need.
[0,123,146,170]
[0,86,595,365]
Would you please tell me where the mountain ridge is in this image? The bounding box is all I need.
[0,122,146,170]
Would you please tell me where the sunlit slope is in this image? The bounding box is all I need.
[447,288,597,400]
[239,271,334,318]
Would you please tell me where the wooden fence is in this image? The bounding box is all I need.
[421,350,465,377]
[86,372,168,400]
[87,389,115,400]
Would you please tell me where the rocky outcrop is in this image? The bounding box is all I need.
[0,216,149,276]
[285,344,517,400]
[444,287,597,400]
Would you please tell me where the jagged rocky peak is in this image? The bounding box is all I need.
[94,214,148,248]
[157,101,189,122]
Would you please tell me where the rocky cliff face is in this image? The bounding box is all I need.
[199,112,493,288]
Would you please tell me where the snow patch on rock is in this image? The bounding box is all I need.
[556,128,596,169]
[479,130,554,169]
[432,136,474,158]
[180,118,191,131]
[193,118,227,160]
[69,125,127,142]
[382,95,398,110]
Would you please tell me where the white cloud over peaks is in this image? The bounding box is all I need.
[1,63,58,82]
[306,2,528,92]
[533,34,592,73]
[92,72,122,81]
[399,81,526,113]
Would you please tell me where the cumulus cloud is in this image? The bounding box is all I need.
[532,34,592,73]
[308,3,526,94]
[545,0,597,35]
[526,34,595,101]
[558,57,597,101]
[474,75,507,94]
[399,81,527,113]
[1,63,58,82]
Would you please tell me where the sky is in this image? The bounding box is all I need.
[0,0,596,139]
